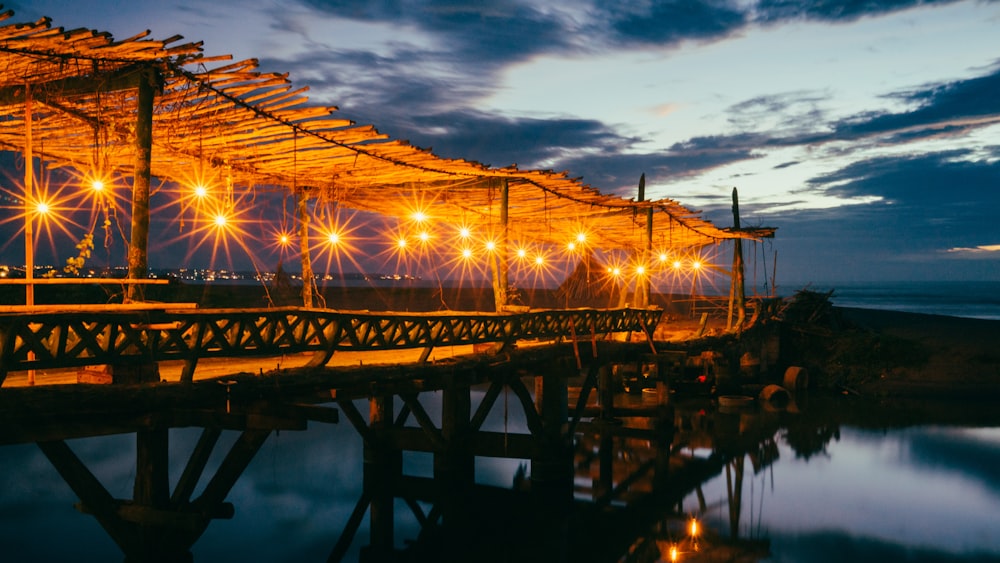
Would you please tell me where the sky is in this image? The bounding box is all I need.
[5,0,1000,285]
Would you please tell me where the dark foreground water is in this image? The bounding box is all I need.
[1,394,998,562]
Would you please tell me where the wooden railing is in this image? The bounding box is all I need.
[0,306,662,384]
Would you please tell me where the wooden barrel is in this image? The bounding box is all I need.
[783,366,809,390]
[759,384,790,408]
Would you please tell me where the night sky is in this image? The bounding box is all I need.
[3,0,999,285]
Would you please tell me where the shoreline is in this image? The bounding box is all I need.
[791,305,1000,399]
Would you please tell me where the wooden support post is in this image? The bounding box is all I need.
[171,427,222,507]
[729,187,747,332]
[637,173,653,308]
[23,84,33,310]
[134,428,171,560]
[596,427,614,504]
[598,364,615,421]
[435,381,474,560]
[531,371,571,499]
[297,189,315,308]
[363,394,399,561]
[126,67,157,303]
[490,177,510,312]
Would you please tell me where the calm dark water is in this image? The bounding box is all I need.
[1,394,998,562]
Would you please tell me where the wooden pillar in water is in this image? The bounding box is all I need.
[363,394,399,562]
[531,371,571,496]
[435,380,474,559]
[133,428,172,561]
[126,67,157,303]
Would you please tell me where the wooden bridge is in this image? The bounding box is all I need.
[0,305,662,385]
[0,304,778,562]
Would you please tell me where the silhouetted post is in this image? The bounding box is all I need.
[729,188,746,331]
[532,371,571,496]
[134,428,171,560]
[436,380,474,559]
[364,394,398,561]
[127,67,158,303]
[637,173,653,308]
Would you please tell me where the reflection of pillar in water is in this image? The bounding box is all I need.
[364,394,399,561]
[725,454,745,540]
[435,380,474,558]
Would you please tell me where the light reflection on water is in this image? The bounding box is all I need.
[2,397,1000,562]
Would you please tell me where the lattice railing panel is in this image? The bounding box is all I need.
[0,307,662,377]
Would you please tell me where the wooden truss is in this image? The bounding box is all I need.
[0,306,662,384]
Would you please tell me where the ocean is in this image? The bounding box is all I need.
[776,280,1000,321]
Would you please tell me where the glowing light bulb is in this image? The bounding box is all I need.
[669,545,678,562]
[659,253,668,262]
[459,227,471,239]
[689,519,699,538]
[397,237,407,249]
[214,214,227,226]
[612,267,621,277]
[35,202,50,215]
[535,255,544,266]
[328,232,340,245]
[279,234,290,245]
[91,180,105,192]
[462,248,473,259]
[672,260,683,270]
[485,240,496,252]
[576,232,586,243]
[194,185,208,198]
[692,260,702,270]
[636,265,646,275]
[517,248,527,259]
[418,231,430,242]
[412,210,427,223]
[567,242,576,251]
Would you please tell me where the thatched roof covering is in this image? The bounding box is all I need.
[0,9,774,255]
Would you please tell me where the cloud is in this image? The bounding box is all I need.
[754,0,967,24]
[947,244,1000,255]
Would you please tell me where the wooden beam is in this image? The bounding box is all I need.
[0,64,148,105]
[37,440,134,553]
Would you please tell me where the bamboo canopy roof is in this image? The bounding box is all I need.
[0,9,774,255]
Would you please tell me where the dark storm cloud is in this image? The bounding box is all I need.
[296,0,572,67]
[256,1,1000,198]
[398,110,640,168]
[755,0,966,23]
[592,0,748,46]
[810,149,1000,206]
[828,63,1000,143]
